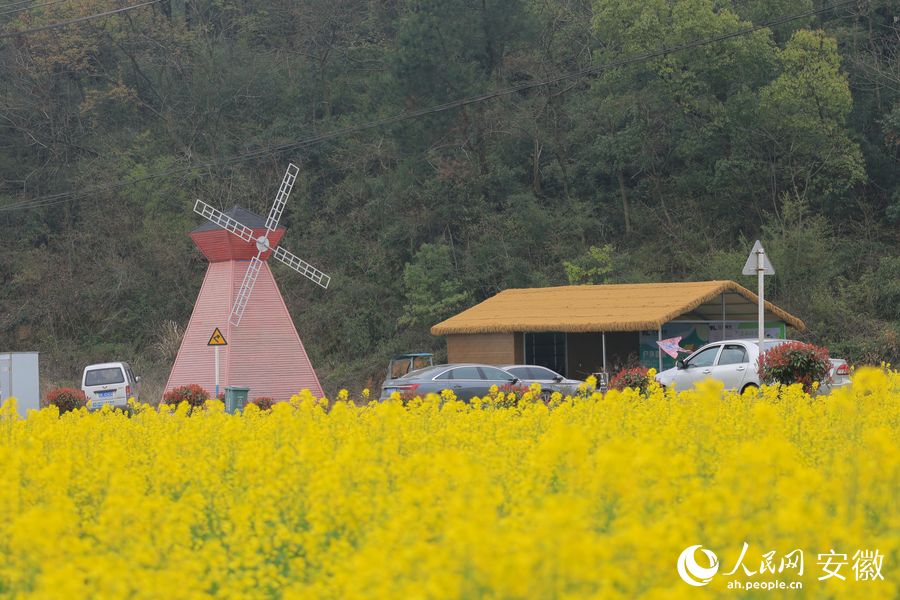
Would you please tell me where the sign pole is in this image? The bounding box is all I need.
[757,248,765,352]
[602,332,607,373]
[657,327,663,372]
[215,345,220,398]
[743,240,774,353]
[207,327,228,398]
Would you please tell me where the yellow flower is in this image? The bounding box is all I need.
[0,367,896,598]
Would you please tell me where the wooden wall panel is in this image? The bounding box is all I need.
[447,334,516,365]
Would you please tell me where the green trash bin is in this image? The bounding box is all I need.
[224,386,250,414]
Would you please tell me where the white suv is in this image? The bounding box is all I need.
[81,362,140,409]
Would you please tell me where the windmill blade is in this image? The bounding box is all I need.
[273,246,330,289]
[194,200,254,243]
[229,254,263,326]
[265,163,300,233]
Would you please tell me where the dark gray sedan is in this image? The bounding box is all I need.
[379,364,519,401]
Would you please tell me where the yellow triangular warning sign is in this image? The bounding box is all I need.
[207,327,227,346]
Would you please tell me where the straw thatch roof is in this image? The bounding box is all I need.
[431,280,805,335]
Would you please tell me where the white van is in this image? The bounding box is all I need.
[81,362,140,409]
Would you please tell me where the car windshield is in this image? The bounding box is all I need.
[528,367,559,379]
[85,367,125,386]
[479,366,514,381]
[504,366,559,379]
[449,366,482,380]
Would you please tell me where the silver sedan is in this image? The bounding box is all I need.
[379,364,519,401]
[502,365,583,397]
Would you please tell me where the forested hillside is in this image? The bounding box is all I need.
[1,0,898,395]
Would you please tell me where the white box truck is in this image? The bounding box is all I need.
[0,352,40,418]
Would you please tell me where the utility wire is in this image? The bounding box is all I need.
[0,0,862,212]
[0,0,71,18]
[0,0,41,10]
[0,0,159,38]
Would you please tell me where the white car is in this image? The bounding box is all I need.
[81,362,141,409]
[824,359,852,392]
[655,339,849,394]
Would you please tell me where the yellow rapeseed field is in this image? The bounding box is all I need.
[0,368,898,599]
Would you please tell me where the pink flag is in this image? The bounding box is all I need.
[656,336,689,359]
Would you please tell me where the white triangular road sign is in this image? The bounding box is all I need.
[742,240,775,276]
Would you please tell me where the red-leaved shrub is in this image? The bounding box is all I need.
[757,341,831,393]
[609,367,651,392]
[251,396,275,410]
[46,388,87,413]
[162,384,209,407]
[499,383,530,395]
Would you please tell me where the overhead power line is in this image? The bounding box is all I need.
[0,0,862,212]
[0,0,160,38]
[0,0,71,18]
[0,0,42,10]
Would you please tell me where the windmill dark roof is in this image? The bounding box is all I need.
[192,205,271,233]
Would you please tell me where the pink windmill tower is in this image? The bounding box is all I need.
[165,163,329,400]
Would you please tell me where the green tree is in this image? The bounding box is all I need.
[400,242,471,327]
[564,245,615,284]
[586,0,775,237]
[756,29,866,212]
[1,0,898,392]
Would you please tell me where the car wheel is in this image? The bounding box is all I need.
[741,383,758,394]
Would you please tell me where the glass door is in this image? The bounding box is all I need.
[524,333,567,376]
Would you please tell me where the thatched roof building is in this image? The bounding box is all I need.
[431,280,804,377]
